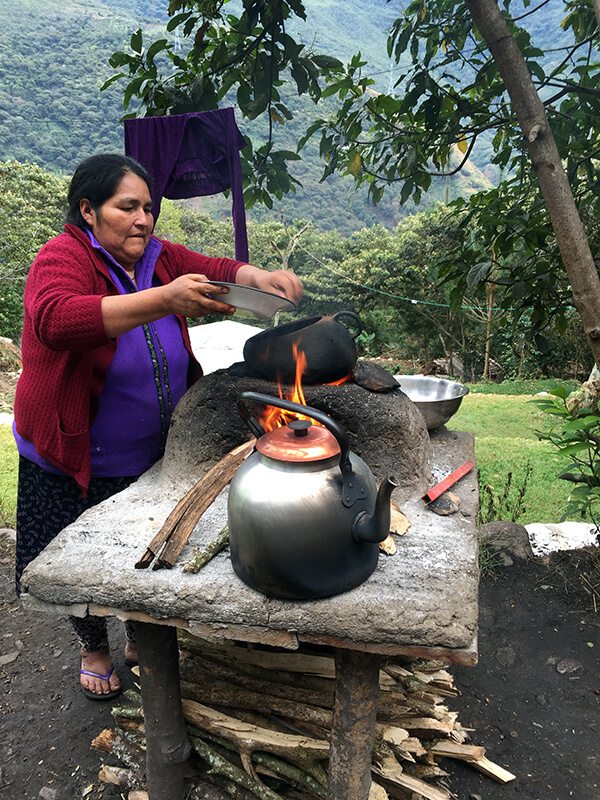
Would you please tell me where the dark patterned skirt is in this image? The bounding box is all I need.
[15,456,136,593]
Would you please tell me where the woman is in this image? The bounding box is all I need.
[13,153,302,700]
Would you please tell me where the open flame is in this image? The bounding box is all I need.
[259,343,352,432]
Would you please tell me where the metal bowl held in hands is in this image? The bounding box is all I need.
[393,374,469,430]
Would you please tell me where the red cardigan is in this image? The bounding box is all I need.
[14,224,244,492]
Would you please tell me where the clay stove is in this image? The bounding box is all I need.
[162,364,432,502]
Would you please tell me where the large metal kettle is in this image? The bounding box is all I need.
[228,392,398,600]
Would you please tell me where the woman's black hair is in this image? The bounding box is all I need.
[66,153,152,229]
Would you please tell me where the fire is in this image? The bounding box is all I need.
[258,343,353,433]
[260,343,314,432]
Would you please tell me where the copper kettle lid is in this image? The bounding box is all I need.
[256,420,341,462]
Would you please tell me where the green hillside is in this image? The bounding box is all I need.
[0,0,566,231]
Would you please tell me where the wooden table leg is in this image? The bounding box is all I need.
[328,649,381,800]
[135,622,191,800]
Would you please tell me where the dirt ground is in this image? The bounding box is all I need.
[0,527,598,800]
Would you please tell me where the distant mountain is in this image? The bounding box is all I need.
[0,0,567,232]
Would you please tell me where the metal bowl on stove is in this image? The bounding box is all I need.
[393,374,469,430]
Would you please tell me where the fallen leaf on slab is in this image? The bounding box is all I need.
[379,533,397,555]
[390,500,411,535]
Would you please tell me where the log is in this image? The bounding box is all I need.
[368,783,390,800]
[430,741,486,762]
[91,728,145,772]
[189,734,285,800]
[180,639,338,678]
[180,652,336,709]
[181,698,329,763]
[180,637,396,688]
[394,716,456,738]
[136,622,191,800]
[470,756,516,783]
[181,679,333,729]
[251,751,329,799]
[135,439,254,569]
[194,727,329,790]
[189,777,256,800]
[371,765,452,800]
[98,765,143,789]
[329,650,381,800]
[182,526,229,573]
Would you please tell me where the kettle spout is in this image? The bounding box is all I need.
[352,476,400,543]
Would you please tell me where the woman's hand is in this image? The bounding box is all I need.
[101,274,234,339]
[162,274,235,317]
[236,265,303,305]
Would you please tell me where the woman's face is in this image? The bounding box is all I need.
[80,173,153,269]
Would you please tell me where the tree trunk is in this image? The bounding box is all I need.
[483,281,494,381]
[465,0,600,366]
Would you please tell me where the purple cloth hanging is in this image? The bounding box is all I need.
[124,108,249,262]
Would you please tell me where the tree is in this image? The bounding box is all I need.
[106,0,600,364]
[0,162,69,340]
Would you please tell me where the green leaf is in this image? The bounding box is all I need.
[147,39,169,62]
[312,54,343,70]
[400,179,413,205]
[347,150,362,177]
[270,150,302,161]
[466,260,491,289]
[563,416,600,432]
[130,29,143,54]
[297,120,323,151]
[167,11,192,32]
[100,73,125,92]
[109,51,132,68]
[558,442,591,456]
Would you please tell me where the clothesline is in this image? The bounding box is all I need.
[296,243,509,312]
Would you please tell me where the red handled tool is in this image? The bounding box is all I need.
[422,460,475,504]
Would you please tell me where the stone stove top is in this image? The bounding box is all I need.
[21,369,479,663]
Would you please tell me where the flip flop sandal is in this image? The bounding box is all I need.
[80,663,122,701]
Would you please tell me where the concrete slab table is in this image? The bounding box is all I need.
[21,427,479,800]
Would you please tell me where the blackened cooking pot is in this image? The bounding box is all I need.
[242,311,362,384]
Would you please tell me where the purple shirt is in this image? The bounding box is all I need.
[15,231,191,477]
[124,109,249,262]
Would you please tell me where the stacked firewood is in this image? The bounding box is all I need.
[93,635,515,800]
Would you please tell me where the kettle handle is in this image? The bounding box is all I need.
[237,391,353,478]
[332,311,363,340]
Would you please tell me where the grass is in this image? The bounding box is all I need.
[447,385,578,524]
[465,378,580,396]
[0,424,18,528]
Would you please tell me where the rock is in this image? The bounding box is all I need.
[469,794,483,800]
[565,379,600,417]
[556,658,582,674]
[352,360,400,392]
[38,787,58,800]
[429,490,461,516]
[496,645,517,668]
[479,521,534,561]
[0,650,21,666]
